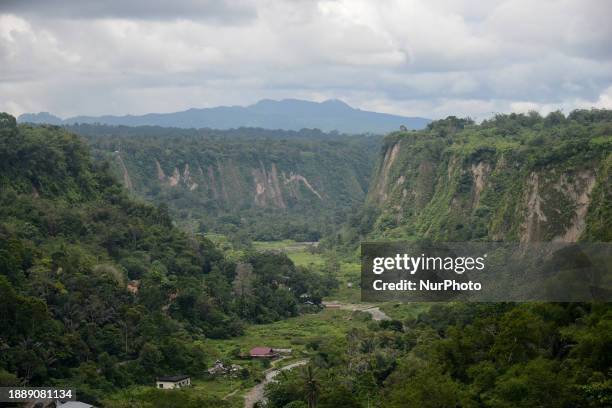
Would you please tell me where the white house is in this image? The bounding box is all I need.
[56,402,95,408]
[155,375,191,389]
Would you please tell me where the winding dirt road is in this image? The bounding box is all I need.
[244,359,309,408]
[242,301,389,407]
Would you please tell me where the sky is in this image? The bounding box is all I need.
[1,0,611,120]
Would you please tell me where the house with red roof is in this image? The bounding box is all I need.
[249,347,277,358]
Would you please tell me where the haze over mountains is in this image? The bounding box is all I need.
[18,98,430,134]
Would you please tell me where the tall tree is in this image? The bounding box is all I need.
[301,365,321,408]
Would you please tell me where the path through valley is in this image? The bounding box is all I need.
[243,359,309,408]
[242,301,390,406]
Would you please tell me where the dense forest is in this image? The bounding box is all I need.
[264,302,612,408]
[0,114,334,405]
[1,110,611,407]
[69,124,381,242]
[327,109,612,250]
[267,110,612,407]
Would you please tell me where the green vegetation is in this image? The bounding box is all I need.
[102,308,373,407]
[2,110,611,408]
[71,124,381,242]
[323,261,361,303]
[252,241,323,267]
[330,109,612,249]
[252,240,360,302]
[102,382,239,408]
[265,110,612,408]
[203,308,364,358]
[0,115,336,406]
[266,303,612,408]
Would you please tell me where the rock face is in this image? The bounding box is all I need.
[114,152,134,193]
[372,142,401,203]
[157,163,199,191]
[251,163,287,209]
[148,159,325,210]
[365,117,611,243]
[85,129,378,236]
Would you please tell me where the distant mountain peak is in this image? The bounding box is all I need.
[321,98,351,107]
[18,98,431,134]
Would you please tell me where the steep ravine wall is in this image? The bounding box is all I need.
[145,159,325,210]
[83,129,379,227]
[365,126,611,243]
[91,139,376,238]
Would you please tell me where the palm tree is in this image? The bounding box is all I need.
[301,365,320,408]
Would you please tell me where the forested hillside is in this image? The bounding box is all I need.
[264,110,612,408]
[72,124,380,241]
[330,109,612,248]
[2,110,611,408]
[265,302,612,408]
[0,114,333,405]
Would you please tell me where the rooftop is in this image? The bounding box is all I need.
[56,402,94,408]
[250,347,274,355]
[156,375,190,382]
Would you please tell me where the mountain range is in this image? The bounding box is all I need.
[18,98,430,133]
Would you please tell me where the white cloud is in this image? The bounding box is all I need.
[510,85,612,116]
[0,0,610,119]
[593,86,612,109]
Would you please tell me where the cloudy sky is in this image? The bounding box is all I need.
[1,0,611,120]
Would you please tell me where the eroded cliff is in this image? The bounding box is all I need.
[364,112,611,242]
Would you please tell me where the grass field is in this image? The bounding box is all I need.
[252,240,324,267]
[104,238,429,407]
[104,307,365,407]
[253,240,363,302]
[325,261,361,302]
[252,239,312,251]
[379,302,430,321]
[103,378,246,408]
[204,307,362,360]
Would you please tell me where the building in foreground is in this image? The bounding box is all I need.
[155,375,191,389]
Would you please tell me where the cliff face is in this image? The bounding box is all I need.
[83,127,380,238]
[365,112,612,242]
[146,158,325,210]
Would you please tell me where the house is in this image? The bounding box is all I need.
[249,347,277,358]
[56,402,95,408]
[155,375,191,389]
[30,402,94,408]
